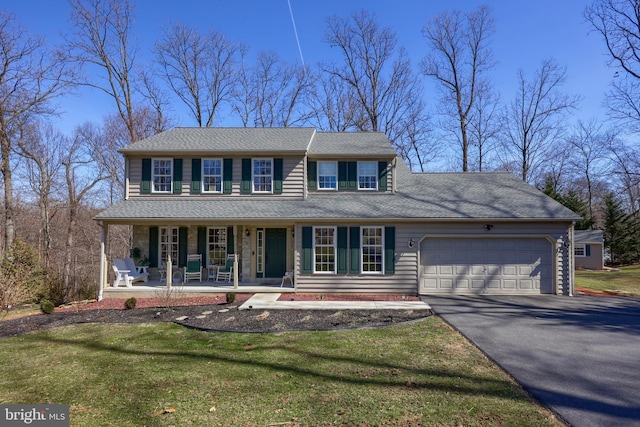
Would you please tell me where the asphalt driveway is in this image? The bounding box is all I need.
[425,295,640,427]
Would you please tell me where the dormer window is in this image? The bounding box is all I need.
[253,158,273,193]
[318,161,337,190]
[202,159,223,193]
[153,159,173,193]
[358,161,377,190]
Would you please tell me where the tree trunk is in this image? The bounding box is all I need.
[0,131,15,250]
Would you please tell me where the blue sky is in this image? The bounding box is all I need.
[5,0,612,132]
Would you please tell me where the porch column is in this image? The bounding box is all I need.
[233,225,238,289]
[98,222,107,301]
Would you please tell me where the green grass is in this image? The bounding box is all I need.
[0,318,561,426]
[576,265,640,296]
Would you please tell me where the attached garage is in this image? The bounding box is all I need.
[420,237,554,295]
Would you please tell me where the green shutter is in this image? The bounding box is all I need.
[274,158,283,194]
[149,226,158,267]
[173,159,183,194]
[227,226,235,254]
[223,158,233,194]
[179,226,188,267]
[191,159,201,194]
[347,161,357,191]
[337,227,348,274]
[197,227,207,262]
[349,226,360,274]
[302,226,313,274]
[241,158,251,194]
[586,244,591,256]
[141,158,151,194]
[384,226,395,274]
[308,161,317,190]
[378,161,388,191]
[338,161,347,191]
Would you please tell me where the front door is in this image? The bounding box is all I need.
[265,228,287,278]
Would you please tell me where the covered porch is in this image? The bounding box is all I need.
[97,221,297,301]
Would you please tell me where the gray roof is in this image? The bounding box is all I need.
[574,229,604,243]
[96,172,580,223]
[119,127,316,155]
[308,132,397,158]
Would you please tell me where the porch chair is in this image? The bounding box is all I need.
[216,255,235,282]
[123,257,149,282]
[281,271,293,287]
[184,254,203,283]
[112,258,148,287]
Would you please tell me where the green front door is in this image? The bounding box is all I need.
[265,228,287,278]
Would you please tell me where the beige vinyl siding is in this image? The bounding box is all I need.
[575,244,604,270]
[293,221,572,295]
[127,156,305,198]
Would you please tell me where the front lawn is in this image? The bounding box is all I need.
[576,265,640,296]
[0,318,561,426]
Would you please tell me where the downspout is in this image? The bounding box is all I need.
[98,222,106,301]
[569,223,575,297]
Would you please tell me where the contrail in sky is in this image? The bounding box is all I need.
[287,0,305,68]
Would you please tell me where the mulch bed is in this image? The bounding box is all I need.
[0,295,431,338]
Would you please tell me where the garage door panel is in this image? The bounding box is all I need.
[420,237,552,295]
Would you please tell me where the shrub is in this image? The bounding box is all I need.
[124,297,137,309]
[40,299,55,314]
[226,292,236,304]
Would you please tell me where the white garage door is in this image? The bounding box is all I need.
[420,237,553,294]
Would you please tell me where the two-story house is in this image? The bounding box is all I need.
[94,127,580,299]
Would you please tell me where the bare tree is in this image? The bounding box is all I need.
[607,137,640,211]
[468,80,501,171]
[501,59,580,182]
[310,72,363,132]
[15,120,66,269]
[62,123,109,291]
[156,23,241,127]
[231,50,315,127]
[422,6,496,172]
[321,10,432,169]
[586,0,640,131]
[0,12,72,250]
[565,119,615,224]
[67,0,140,143]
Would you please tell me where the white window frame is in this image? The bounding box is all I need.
[361,226,384,274]
[159,226,179,266]
[202,158,223,193]
[317,161,337,190]
[252,158,273,193]
[207,227,227,266]
[358,161,378,190]
[574,243,587,257]
[313,226,337,274]
[152,158,173,193]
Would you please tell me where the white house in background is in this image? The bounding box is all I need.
[94,127,580,298]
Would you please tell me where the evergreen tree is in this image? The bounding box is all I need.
[602,193,640,265]
[560,189,594,230]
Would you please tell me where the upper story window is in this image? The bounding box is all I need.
[253,158,273,193]
[358,161,377,190]
[318,161,337,190]
[153,159,173,193]
[203,159,222,193]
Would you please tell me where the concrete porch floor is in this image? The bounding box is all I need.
[102,279,294,299]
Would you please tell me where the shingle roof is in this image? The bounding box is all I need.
[119,127,316,155]
[308,132,397,158]
[95,172,579,223]
[574,229,604,243]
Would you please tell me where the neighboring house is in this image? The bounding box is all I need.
[94,127,580,298]
[574,230,605,270]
